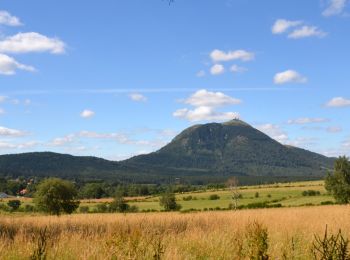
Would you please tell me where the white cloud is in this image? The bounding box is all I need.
[49,134,75,146]
[287,117,329,124]
[173,106,240,122]
[0,108,5,115]
[0,53,35,75]
[0,32,66,54]
[323,0,347,16]
[80,109,95,118]
[0,126,26,136]
[326,97,350,107]
[0,10,22,26]
[0,141,38,150]
[230,64,247,73]
[183,89,242,107]
[255,124,289,143]
[274,70,307,84]
[210,64,225,75]
[196,70,205,77]
[129,93,147,102]
[210,49,255,62]
[288,26,327,39]
[174,89,242,122]
[272,19,302,34]
[285,137,317,147]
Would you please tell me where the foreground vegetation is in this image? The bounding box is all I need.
[0,206,349,259]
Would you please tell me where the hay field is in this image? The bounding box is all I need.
[1,205,350,259]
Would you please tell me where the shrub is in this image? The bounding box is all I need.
[267,194,272,198]
[320,201,334,205]
[110,193,130,213]
[7,200,21,211]
[95,203,108,213]
[312,226,349,259]
[245,222,269,260]
[183,195,193,201]
[255,192,260,198]
[79,206,89,213]
[209,194,220,200]
[302,190,321,196]
[24,204,35,212]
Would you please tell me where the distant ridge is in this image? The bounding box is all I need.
[0,119,334,184]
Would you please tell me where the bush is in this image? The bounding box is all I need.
[95,203,108,213]
[110,193,130,213]
[0,203,10,212]
[209,194,220,200]
[320,201,334,205]
[245,222,269,260]
[24,204,35,212]
[302,190,321,196]
[7,200,21,211]
[255,192,260,198]
[183,195,193,201]
[79,206,89,213]
[312,226,349,259]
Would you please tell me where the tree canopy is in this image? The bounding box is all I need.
[325,156,350,204]
[34,178,80,215]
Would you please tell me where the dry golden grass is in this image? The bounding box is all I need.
[1,205,350,259]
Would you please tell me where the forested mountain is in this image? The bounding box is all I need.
[0,120,334,184]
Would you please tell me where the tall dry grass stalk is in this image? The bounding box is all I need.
[0,205,350,259]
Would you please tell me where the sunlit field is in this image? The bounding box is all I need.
[0,205,349,259]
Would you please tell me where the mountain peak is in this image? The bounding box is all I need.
[221,118,251,127]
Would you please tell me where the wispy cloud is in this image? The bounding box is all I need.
[272,19,302,34]
[288,26,327,39]
[0,53,35,75]
[129,93,147,102]
[322,0,348,16]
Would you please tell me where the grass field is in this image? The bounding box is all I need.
[1,205,350,259]
[0,180,335,213]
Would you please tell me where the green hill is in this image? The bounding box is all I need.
[124,119,334,179]
[0,120,334,184]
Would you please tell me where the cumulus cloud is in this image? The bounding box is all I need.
[0,10,22,26]
[287,117,329,124]
[323,0,347,16]
[183,89,242,107]
[174,89,242,122]
[326,97,350,107]
[210,49,255,62]
[0,126,26,136]
[0,32,66,54]
[0,53,35,75]
[129,93,147,102]
[255,124,289,143]
[272,19,302,34]
[274,70,307,84]
[210,64,225,75]
[173,106,240,122]
[288,26,327,39]
[80,109,95,118]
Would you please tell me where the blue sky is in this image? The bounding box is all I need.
[0,0,349,160]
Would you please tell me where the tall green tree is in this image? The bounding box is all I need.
[110,192,129,212]
[325,156,350,204]
[34,178,80,215]
[159,190,181,211]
